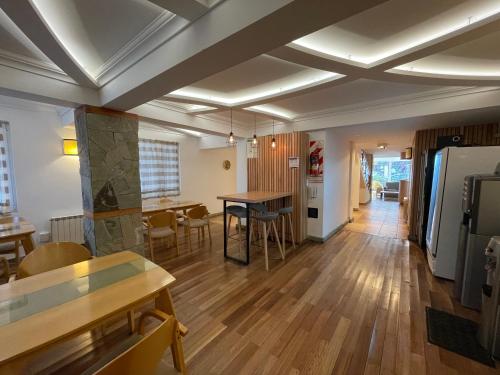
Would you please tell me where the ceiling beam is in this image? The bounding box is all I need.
[131,100,252,137]
[100,0,389,111]
[0,0,98,88]
[148,0,209,21]
[0,64,100,107]
[293,87,500,132]
[271,45,500,87]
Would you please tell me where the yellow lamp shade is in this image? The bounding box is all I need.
[63,139,78,155]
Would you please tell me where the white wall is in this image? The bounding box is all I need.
[350,147,360,211]
[139,124,237,214]
[306,131,325,239]
[323,128,351,237]
[0,98,83,243]
[0,97,237,247]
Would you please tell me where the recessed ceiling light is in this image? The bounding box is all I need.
[377,143,388,150]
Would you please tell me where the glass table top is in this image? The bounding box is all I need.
[0,258,157,327]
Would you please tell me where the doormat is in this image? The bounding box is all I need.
[426,306,495,368]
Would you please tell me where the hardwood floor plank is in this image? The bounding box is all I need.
[27,202,499,375]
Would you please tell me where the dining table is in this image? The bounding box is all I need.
[0,215,36,254]
[142,199,202,218]
[0,250,177,373]
[217,191,292,265]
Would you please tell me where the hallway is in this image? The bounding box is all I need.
[346,197,409,240]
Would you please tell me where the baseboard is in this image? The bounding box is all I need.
[307,220,349,243]
[209,212,223,218]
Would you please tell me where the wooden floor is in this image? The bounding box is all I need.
[30,209,499,374]
[346,197,409,240]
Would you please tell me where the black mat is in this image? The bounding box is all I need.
[426,307,495,368]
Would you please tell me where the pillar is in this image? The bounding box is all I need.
[74,106,144,256]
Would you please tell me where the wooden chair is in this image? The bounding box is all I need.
[144,211,179,262]
[0,241,20,267]
[84,309,187,375]
[16,242,138,335]
[179,205,212,251]
[16,242,92,279]
[0,256,10,284]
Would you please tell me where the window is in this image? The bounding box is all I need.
[139,139,180,199]
[372,157,411,187]
[0,121,16,212]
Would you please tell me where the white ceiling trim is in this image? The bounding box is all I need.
[293,86,500,127]
[148,0,210,21]
[93,11,176,83]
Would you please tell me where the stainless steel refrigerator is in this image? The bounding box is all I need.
[454,170,500,309]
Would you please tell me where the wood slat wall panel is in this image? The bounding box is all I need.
[247,132,308,243]
[409,123,500,241]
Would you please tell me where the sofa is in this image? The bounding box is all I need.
[381,181,400,200]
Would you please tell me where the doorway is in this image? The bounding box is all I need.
[347,155,411,239]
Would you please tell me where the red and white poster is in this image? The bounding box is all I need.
[309,140,324,177]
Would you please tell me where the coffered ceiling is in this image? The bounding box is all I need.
[1,0,500,145]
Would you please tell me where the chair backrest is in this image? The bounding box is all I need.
[250,203,267,214]
[0,257,9,284]
[94,311,177,375]
[148,211,177,230]
[17,242,92,279]
[385,181,400,191]
[187,205,208,220]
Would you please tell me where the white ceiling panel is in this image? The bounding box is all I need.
[269,79,447,116]
[32,0,170,77]
[395,26,500,76]
[170,55,337,105]
[293,0,500,64]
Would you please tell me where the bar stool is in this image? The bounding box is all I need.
[249,204,284,271]
[279,206,295,254]
[226,205,246,254]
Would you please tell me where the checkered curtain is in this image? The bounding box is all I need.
[0,122,15,211]
[139,139,180,199]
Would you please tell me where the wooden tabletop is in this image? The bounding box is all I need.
[142,200,202,215]
[0,215,36,241]
[0,251,175,365]
[217,191,292,204]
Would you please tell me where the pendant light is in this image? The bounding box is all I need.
[271,119,276,149]
[252,114,258,146]
[227,109,235,145]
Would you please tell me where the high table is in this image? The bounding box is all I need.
[142,200,202,217]
[217,191,291,265]
[0,215,36,254]
[0,251,178,372]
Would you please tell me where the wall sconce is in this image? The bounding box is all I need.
[63,139,78,155]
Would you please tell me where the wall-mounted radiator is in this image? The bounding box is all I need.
[50,214,84,244]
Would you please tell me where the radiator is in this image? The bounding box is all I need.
[50,214,84,243]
